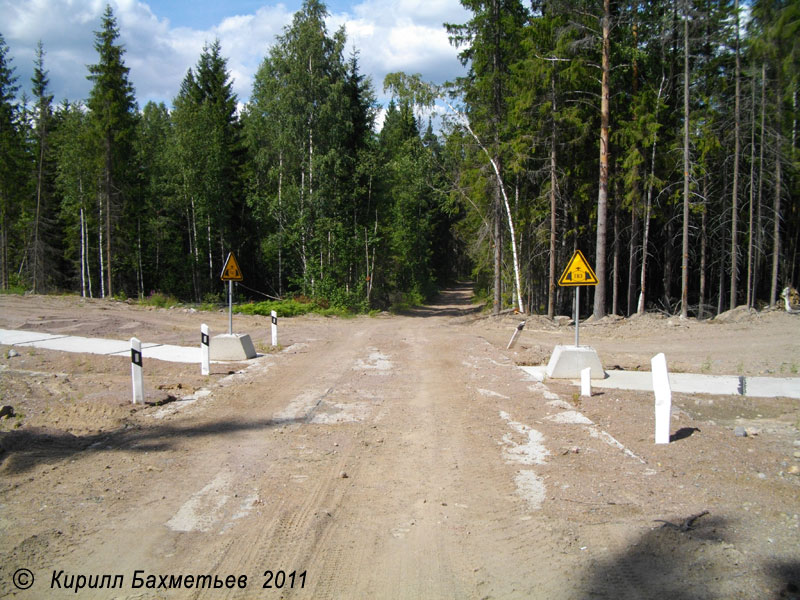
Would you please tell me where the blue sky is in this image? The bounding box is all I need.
[1,0,470,118]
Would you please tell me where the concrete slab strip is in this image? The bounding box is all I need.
[519,365,800,399]
[0,329,70,345]
[1,328,204,364]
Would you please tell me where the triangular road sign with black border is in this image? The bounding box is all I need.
[220,252,243,281]
[558,250,598,286]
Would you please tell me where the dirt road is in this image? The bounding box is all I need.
[1,286,799,599]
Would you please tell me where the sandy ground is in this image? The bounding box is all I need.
[0,286,799,599]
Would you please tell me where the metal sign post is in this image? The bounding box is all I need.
[228,280,233,335]
[220,252,243,336]
[575,286,580,346]
[558,249,599,348]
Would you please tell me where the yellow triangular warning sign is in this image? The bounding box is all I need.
[558,250,598,286]
[220,252,243,281]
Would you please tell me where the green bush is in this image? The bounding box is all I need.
[0,274,27,295]
[235,299,317,318]
[235,297,354,318]
[139,292,179,308]
[0,284,26,295]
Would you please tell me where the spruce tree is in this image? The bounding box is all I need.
[0,33,23,290]
[171,39,242,300]
[31,40,55,293]
[86,4,137,297]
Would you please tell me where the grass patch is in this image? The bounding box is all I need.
[139,292,181,309]
[234,298,351,318]
[0,284,26,295]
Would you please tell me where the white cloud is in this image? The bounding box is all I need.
[335,0,469,96]
[0,0,468,110]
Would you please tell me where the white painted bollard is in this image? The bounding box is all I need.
[201,324,210,376]
[271,310,278,347]
[581,366,592,397]
[651,352,672,444]
[131,337,144,404]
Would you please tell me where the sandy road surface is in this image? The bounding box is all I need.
[1,286,799,599]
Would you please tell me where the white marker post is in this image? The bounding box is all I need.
[201,324,210,376]
[271,310,278,347]
[651,352,672,444]
[581,366,592,397]
[131,337,144,404]
[506,320,526,349]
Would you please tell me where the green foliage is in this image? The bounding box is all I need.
[234,298,347,318]
[86,4,139,298]
[170,39,244,302]
[0,33,27,292]
[0,0,797,321]
[0,283,25,295]
[138,292,180,308]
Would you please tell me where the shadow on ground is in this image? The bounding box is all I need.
[0,414,301,475]
[580,514,799,599]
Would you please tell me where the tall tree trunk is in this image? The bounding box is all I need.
[207,214,213,281]
[754,63,766,305]
[454,105,524,314]
[33,127,46,294]
[747,71,756,308]
[548,74,558,319]
[137,218,144,298]
[300,170,308,293]
[664,215,674,308]
[0,213,6,290]
[189,198,199,302]
[729,0,741,310]
[593,0,611,319]
[491,0,503,315]
[548,127,557,319]
[699,174,708,318]
[680,3,690,319]
[612,198,619,315]
[717,247,724,316]
[82,181,93,298]
[493,169,503,314]
[628,16,640,316]
[80,206,87,298]
[638,76,665,315]
[770,75,782,306]
[105,135,112,298]
[98,191,106,298]
[278,152,283,298]
[309,114,315,297]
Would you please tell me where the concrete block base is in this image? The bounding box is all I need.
[210,333,257,361]
[546,345,605,380]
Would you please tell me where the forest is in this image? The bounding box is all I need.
[0,0,797,319]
